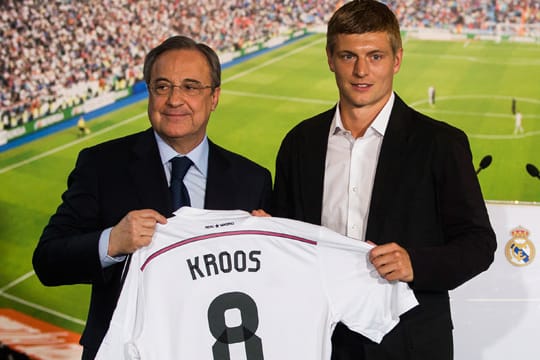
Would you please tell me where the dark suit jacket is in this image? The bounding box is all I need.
[33,128,272,358]
[272,94,496,359]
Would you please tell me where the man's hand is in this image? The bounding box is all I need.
[251,209,271,217]
[368,241,414,283]
[108,209,168,257]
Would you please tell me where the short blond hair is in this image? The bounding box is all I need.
[326,0,402,55]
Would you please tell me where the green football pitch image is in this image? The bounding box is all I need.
[1,33,539,333]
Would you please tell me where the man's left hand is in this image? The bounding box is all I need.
[368,241,414,283]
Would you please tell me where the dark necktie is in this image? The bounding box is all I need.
[170,156,193,211]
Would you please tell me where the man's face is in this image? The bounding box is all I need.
[147,48,220,153]
[327,32,402,112]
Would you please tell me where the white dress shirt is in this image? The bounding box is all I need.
[155,132,208,210]
[321,93,394,240]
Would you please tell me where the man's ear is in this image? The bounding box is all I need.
[393,47,403,75]
[326,47,335,72]
[211,87,220,111]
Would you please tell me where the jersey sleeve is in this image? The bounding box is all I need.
[318,228,418,343]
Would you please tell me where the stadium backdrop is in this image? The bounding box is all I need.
[0,31,539,356]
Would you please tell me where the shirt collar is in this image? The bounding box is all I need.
[154,131,209,177]
[331,92,395,137]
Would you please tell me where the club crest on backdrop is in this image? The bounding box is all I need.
[505,226,535,266]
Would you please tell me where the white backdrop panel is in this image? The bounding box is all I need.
[451,202,539,359]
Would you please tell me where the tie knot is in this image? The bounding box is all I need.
[171,156,193,181]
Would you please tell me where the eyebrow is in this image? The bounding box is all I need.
[153,77,204,85]
[338,48,386,55]
[182,78,204,85]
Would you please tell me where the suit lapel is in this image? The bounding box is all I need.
[300,108,334,224]
[205,140,233,209]
[130,129,172,216]
[366,95,414,242]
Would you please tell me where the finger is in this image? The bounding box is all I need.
[137,218,162,230]
[136,226,157,239]
[374,257,413,282]
[369,242,402,262]
[386,267,413,282]
[141,210,168,224]
[131,212,167,231]
[373,261,402,281]
[134,234,154,248]
[375,264,394,280]
[251,209,271,217]
[381,270,401,282]
[372,250,408,270]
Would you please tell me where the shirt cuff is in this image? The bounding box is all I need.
[99,227,126,268]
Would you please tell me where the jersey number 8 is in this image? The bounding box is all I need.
[208,291,264,359]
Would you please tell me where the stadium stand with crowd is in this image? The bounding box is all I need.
[0,0,336,132]
[0,0,538,135]
[389,0,539,33]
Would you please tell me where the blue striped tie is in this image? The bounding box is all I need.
[170,156,193,211]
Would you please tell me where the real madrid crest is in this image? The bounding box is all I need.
[505,226,535,266]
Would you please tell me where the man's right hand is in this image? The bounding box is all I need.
[108,209,168,257]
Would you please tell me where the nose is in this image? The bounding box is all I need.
[166,86,186,106]
[354,58,368,77]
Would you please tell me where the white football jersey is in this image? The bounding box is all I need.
[96,207,417,360]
